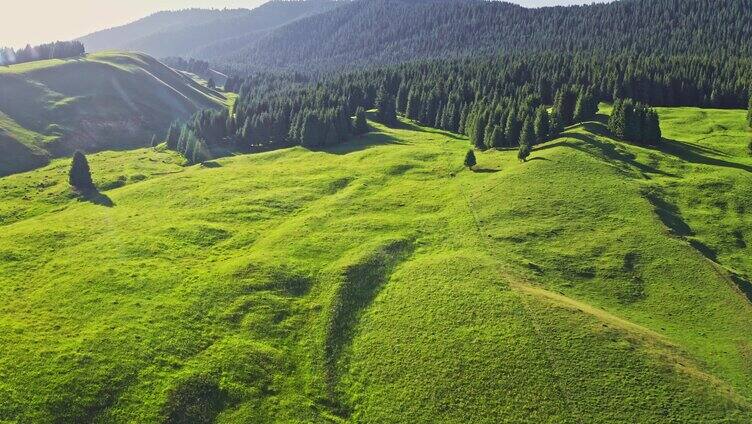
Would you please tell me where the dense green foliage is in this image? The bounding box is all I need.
[353,107,369,135]
[464,149,476,168]
[608,99,662,145]
[0,41,84,66]
[215,0,752,73]
[68,151,94,191]
[1,108,751,422]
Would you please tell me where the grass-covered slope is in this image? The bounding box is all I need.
[0,107,750,422]
[0,51,223,176]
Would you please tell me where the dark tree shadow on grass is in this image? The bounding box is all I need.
[81,190,115,207]
[564,133,677,177]
[322,132,407,155]
[655,138,752,173]
[472,167,501,173]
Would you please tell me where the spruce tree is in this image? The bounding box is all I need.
[747,93,752,128]
[505,112,521,147]
[375,85,397,125]
[472,111,488,150]
[533,106,550,144]
[574,89,597,122]
[464,149,477,169]
[69,151,95,191]
[491,125,505,149]
[354,107,369,134]
[483,121,495,150]
[518,118,536,162]
[552,86,577,127]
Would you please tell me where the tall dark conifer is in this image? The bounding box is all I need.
[69,151,95,191]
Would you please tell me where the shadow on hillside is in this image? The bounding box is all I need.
[642,188,693,237]
[526,157,551,162]
[554,132,676,177]
[472,167,501,173]
[322,132,407,155]
[730,272,752,303]
[655,138,752,173]
[82,190,115,207]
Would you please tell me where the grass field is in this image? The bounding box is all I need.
[0,106,750,422]
[0,52,224,176]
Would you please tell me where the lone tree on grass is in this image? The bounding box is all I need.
[518,118,535,162]
[464,149,477,169]
[747,92,752,128]
[354,107,369,134]
[69,151,95,192]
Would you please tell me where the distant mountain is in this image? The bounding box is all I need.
[214,0,752,72]
[0,52,223,176]
[78,1,343,59]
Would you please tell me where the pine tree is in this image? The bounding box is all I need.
[69,151,95,191]
[375,85,397,125]
[471,110,488,150]
[354,107,369,134]
[552,86,577,127]
[464,149,477,169]
[483,121,495,149]
[518,118,535,162]
[518,142,532,162]
[491,125,505,149]
[533,106,550,144]
[505,112,521,147]
[574,89,598,122]
[166,123,180,150]
[747,93,752,128]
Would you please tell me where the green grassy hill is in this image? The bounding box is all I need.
[0,51,224,176]
[0,107,750,422]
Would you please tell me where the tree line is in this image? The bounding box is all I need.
[160,46,752,162]
[162,57,211,75]
[0,41,85,66]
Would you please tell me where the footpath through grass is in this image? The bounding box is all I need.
[0,108,750,422]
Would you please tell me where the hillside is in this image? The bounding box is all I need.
[0,51,224,176]
[0,107,750,422]
[216,0,752,72]
[78,1,342,60]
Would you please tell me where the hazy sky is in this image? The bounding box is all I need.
[1,0,607,48]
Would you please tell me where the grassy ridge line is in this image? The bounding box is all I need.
[0,51,223,177]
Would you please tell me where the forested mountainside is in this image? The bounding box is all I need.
[0,52,223,176]
[78,1,342,60]
[215,0,752,72]
[163,51,751,164]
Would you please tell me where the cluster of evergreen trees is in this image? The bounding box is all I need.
[608,99,662,145]
[164,44,752,163]
[0,41,85,66]
[164,76,358,162]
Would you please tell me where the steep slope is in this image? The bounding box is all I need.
[77,1,343,60]
[215,0,752,72]
[0,107,750,422]
[0,51,223,176]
